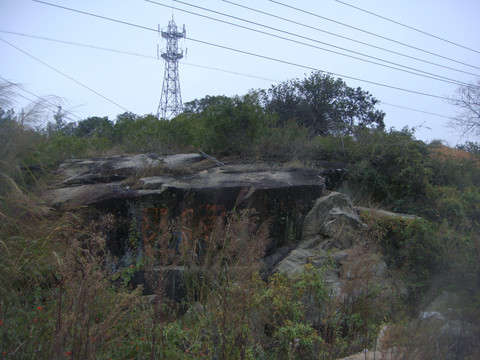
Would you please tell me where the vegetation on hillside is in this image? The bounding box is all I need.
[1,73,480,359]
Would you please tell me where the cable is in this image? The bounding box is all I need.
[222,0,480,78]
[335,0,480,55]
[0,29,157,60]
[0,30,282,83]
[188,37,452,101]
[0,38,130,112]
[0,30,460,121]
[269,0,480,71]
[183,62,281,83]
[381,102,459,121]
[32,0,157,34]
[32,0,453,100]
[162,0,476,88]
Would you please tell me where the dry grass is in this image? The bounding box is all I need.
[49,217,143,359]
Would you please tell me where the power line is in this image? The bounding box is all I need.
[0,29,281,83]
[187,37,453,101]
[380,102,459,121]
[183,62,281,83]
[32,0,157,34]
[222,0,480,79]
[269,0,480,72]
[162,0,476,88]
[0,29,157,60]
[0,30,459,122]
[0,38,129,112]
[30,0,480,90]
[335,0,480,55]
[32,0,453,100]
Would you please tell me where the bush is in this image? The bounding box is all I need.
[313,134,355,161]
[35,133,88,165]
[362,213,444,306]
[253,119,313,161]
[345,128,431,213]
[190,94,270,155]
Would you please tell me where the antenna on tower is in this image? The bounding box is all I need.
[156,18,186,120]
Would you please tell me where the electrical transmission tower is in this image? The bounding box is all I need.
[156,18,186,120]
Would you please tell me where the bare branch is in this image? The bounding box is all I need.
[449,78,480,138]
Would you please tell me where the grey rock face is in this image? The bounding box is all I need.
[302,192,366,249]
[274,192,366,277]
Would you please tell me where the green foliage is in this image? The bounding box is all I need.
[362,214,443,302]
[35,132,88,165]
[253,119,314,161]
[346,127,431,213]
[116,114,166,152]
[113,112,194,153]
[313,134,355,161]
[75,116,115,140]
[273,320,324,360]
[3,72,480,359]
[427,147,480,191]
[262,71,385,136]
[0,108,45,185]
[188,93,271,154]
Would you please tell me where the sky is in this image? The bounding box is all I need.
[1,0,479,145]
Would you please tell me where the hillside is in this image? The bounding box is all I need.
[2,74,480,359]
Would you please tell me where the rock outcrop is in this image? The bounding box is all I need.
[272,192,367,291]
[43,154,325,267]
[41,154,402,308]
[37,154,476,360]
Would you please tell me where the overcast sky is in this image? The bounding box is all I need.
[1,0,479,145]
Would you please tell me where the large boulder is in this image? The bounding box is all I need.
[273,192,365,277]
[302,192,366,249]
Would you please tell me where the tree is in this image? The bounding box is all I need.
[190,93,271,154]
[449,78,480,137]
[75,116,114,140]
[45,106,76,136]
[183,95,232,114]
[261,71,385,136]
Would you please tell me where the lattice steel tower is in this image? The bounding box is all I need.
[156,18,186,120]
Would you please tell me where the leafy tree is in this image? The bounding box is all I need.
[449,77,480,137]
[113,112,139,144]
[75,116,114,140]
[190,93,271,154]
[183,95,232,114]
[44,106,76,136]
[262,71,385,136]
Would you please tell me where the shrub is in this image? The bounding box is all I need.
[313,134,355,161]
[346,127,431,213]
[253,119,313,161]
[362,213,443,306]
[190,94,270,155]
[0,204,144,359]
